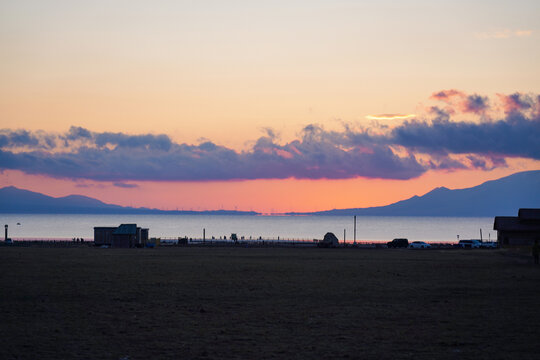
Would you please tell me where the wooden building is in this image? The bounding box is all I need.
[493,209,540,246]
[94,227,117,247]
[93,224,149,248]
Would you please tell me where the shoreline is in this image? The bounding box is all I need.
[1,238,495,249]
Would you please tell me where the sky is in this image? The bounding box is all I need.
[1,0,539,213]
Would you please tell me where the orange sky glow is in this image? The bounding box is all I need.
[1,1,539,213]
[1,157,538,213]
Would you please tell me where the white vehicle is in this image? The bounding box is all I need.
[458,240,481,249]
[409,241,431,249]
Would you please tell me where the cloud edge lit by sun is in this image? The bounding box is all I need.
[365,114,416,120]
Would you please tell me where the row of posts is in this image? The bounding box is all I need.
[201,216,358,245]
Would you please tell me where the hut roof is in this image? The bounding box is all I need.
[323,232,339,243]
[494,216,540,232]
[518,208,540,221]
[113,224,138,235]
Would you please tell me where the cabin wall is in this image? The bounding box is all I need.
[498,230,540,246]
[94,228,115,246]
[141,229,149,246]
[112,234,134,248]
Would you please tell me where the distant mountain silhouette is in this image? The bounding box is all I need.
[1,170,538,216]
[0,186,257,215]
[288,170,540,217]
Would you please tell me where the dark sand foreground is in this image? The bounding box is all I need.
[1,246,539,359]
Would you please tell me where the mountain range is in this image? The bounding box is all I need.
[0,187,257,215]
[0,170,538,216]
[288,170,540,217]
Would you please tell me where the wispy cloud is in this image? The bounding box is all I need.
[497,93,539,114]
[365,114,416,120]
[475,29,533,40]
[0,91,538,182]
[113,182,139,188]
[430,89,489,114]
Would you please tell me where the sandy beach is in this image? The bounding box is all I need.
[1,246,539,359]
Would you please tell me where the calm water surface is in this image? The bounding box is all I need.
[1,214,496,243]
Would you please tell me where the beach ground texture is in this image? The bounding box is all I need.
[0,246,539,359]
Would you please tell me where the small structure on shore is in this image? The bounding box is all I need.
[494,208,540,246]
[317,232,339,248]
[94,224,149,248]
[4,224,11,243]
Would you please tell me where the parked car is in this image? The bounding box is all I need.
[409,241,431,249]
[480,241,497,249]
[457,240,481,249]
[387,238,409,248]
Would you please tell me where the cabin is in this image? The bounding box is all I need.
[493,209,540,246]
[94,224,149,248]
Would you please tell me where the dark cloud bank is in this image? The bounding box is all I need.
[0,91,538,182]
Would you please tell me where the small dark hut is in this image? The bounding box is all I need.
[93,224,149,248]
[318,232,339,248]
[493,208,540,246]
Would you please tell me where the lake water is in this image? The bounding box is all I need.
[0,214,496,243]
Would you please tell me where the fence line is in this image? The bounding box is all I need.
[3,237,470,248]
[10,237,76,242]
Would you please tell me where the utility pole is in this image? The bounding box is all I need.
[203,228,205,243]
[353,216,357,245]
[344,229,346,245]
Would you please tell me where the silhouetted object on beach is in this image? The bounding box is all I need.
[318,232,339,248]
[94,224,149,248]
[353,215,357,245]
[4,224,12,243]
[494,208,540,246]
[387,238,409,248]
[178,237,188,245]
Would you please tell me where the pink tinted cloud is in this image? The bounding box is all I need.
[431,89,465,101]
[497,93,535,114]
[431,89,488,115]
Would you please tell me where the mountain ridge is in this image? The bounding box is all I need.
[0,170,538,216]
[0,186,257,215]
[288,170,540,217]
